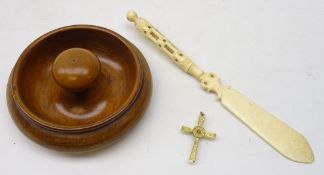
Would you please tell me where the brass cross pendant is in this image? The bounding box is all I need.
[181,112,216,163]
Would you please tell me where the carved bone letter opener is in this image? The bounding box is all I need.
[127,10,314,163]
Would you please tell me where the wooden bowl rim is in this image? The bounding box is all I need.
[10,25,144,132]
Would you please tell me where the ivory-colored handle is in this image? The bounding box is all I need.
[127,10,223,99]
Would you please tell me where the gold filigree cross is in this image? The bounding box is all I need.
[181,112,216,163]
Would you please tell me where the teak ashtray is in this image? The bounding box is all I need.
[7,25,152,151]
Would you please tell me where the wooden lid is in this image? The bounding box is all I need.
[7,25,152,151]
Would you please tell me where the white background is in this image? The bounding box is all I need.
[0,0,323,174]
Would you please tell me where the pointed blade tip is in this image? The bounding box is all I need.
[283,143,314,164]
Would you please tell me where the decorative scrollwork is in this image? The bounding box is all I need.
[199,72,223,100]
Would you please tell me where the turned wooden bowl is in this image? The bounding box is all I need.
[7,25,152,152]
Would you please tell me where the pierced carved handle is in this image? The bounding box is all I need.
[127,10,223,99]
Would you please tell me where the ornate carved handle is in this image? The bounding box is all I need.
[127,10,224,99]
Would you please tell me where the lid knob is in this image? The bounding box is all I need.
[52,48,101,92]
